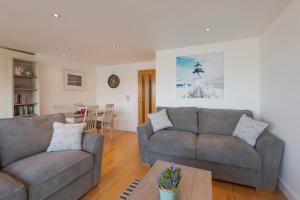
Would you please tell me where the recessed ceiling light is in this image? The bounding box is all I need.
[52,13,60,18]
[112,44,118,48]
[205,27,211,32]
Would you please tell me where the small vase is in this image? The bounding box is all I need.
[159,186,179,200]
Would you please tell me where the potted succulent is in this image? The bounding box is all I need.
[157,164,182,200]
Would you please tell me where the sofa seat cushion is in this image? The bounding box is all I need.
[197,134,261,170]
[147,130,197,159]
[0,172,26,200]
[3,150,93,200]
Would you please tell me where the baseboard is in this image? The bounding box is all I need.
[278,177,299,200]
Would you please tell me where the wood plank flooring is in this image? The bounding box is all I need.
[81,131,286,200]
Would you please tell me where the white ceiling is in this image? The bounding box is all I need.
[0,0,290,66]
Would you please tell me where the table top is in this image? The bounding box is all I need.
[128,160,212,200]
[65,110,104,118]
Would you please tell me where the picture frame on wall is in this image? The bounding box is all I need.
[176,52,224,98]
[64,69,85,90]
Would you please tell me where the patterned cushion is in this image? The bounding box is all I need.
[148,109,173,132]
[233,115,268,146]
[47,122,86,152]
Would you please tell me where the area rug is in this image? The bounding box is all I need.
[118,179,140,200]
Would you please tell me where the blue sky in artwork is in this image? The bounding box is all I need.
[176,56,201,81]
[176,53,224,82]
[176,56,196,68]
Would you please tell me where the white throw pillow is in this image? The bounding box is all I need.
[233,114,268,147]
[47,122,86,152]
[148,109,173,132]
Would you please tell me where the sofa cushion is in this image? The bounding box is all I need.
[0,114,66,168]
[148,109,173,132]
[3,150,93,200]
[147,130,197,159]
[157,107,198,133]
[233,114,268,147]
[196,134,261,170]
[47,122,86,152]
[0,172,26,200]
[198,108,253,135]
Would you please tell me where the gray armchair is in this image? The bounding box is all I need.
[0,114,104,200]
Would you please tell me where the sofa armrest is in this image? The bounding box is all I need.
[82,132,104,187]
[255,131,284,191]
[137,121,154,140]
[137,121,154,163]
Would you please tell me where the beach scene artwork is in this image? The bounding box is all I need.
[176,52,224,98]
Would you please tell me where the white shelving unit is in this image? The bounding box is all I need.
[0,48,40,119]
[13,59,40,117]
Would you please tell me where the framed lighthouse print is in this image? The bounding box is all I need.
[176,52,224,98]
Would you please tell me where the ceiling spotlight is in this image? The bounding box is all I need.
[205,27,211,32]
[112,44,118,48]
[52,13,60,18]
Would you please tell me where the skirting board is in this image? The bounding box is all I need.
[278,177,299,200]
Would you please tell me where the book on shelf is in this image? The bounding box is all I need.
[14,105,35,116]
[15,93,26,104]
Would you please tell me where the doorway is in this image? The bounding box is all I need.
[138,69,156,125]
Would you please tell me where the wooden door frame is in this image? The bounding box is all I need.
[138,69,156,125]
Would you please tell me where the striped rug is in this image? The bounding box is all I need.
[118,179,140,200]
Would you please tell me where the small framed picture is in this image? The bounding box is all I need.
[64,69,85,90]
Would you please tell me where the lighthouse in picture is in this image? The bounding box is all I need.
[192,61,209,98]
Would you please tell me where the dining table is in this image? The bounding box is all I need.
[64,110,111,123]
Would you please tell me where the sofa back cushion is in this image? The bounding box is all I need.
[156,107,198,133]
[0,114,66,168]
[198,108,253,135]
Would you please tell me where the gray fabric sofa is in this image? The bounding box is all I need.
[0,114,104,200]
[137,107,284,191]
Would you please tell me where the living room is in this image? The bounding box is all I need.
[0,0,299,200]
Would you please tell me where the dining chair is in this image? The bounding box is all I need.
[52,105,75,123]
[73,103,87,112]
[98,104,114,139]
[83,105,98,132]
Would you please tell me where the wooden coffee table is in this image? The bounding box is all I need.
[128,160,212,200]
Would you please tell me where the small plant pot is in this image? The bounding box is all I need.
[159,186,179,200]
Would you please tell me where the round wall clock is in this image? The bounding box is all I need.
[108,74,120,88]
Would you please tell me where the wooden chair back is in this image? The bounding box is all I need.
[102,104,114,129]
[83,105,98,132]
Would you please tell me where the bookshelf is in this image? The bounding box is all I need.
[13,59,40,117]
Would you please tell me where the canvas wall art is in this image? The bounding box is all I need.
[64,69,86,90]
[176,52,224,98]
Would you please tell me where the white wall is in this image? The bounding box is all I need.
[259,1,300,199]
[156,38,260,116]
[96,61,155,132]
[36,54,97,115]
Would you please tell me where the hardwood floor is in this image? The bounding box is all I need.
[81,131,286,200]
